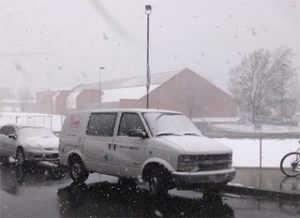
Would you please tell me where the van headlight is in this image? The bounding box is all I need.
[177,155,199,172]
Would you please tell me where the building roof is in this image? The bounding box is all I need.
[63,69,181,103]
[76,70,179,91]
[102,85,159,103]
[67,68,231,104]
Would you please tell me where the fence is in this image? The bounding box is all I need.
[215,137,300,168]
[0,112,65,132]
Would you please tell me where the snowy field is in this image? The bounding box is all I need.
[215,138,300,168]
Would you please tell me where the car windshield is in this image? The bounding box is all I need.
[143,112,201,137]
[19,127,56,138]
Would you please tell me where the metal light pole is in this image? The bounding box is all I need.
[99,67,105,108]
[145,5,152,109]
[281,69,284,121]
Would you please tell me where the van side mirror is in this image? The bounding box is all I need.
[8,134,17,140]
[128,129,147,138]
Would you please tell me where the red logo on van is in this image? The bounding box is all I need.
[70,117,80,129]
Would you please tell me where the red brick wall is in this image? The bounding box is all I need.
[55,91,71,115]
[35,91,57,113]
[121,69,237,118]
[77,90,100,110]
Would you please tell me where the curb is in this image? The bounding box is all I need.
[222,184,300,202]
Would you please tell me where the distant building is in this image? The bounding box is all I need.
[32,68,237,118]
[0,99,22,112]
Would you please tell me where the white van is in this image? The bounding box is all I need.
[59,109,235,196]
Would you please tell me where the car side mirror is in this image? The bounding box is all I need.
[128,129,147,138]
[8,134,17,140]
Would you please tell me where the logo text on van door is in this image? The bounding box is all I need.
[70,117,81,129]
[119,145,139,150]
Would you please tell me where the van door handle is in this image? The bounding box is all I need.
[113,144,117,150]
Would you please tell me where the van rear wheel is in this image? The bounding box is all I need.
[69,158,89,183]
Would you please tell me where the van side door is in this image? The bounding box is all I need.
[113,112,148,178]
[83,112,117,174]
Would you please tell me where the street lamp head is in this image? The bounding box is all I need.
[99,67,105,70]
[145,5,152,15]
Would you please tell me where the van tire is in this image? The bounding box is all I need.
[69,157,89,183]
[148,168,169,198]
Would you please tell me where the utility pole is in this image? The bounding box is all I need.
[145,5,152,109]
[99,67,105,108]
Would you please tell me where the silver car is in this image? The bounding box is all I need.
[0,124,59,165]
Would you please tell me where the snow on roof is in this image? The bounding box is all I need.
[0,99,21,103]
[78,70,179,91]
[102,85,159,103]
[78,108,183,114]
[66,90,81,109]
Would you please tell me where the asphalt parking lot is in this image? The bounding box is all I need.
[0,162,299,218]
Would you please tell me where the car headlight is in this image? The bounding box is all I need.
[25,143,42,151]
[177,155,199,172]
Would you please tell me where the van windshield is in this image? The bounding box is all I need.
[142,112,201,137]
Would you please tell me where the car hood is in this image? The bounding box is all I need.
[161,135,232,154]
[24,137,59,150]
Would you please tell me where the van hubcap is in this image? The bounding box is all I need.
[72,163,82,178]
[149,177,158,195]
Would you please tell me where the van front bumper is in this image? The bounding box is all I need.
[171,168,236,189]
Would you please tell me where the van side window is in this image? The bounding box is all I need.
[86,113,117,137]
[118,113,145,136]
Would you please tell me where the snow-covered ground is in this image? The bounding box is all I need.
[215,138,300,168]
[214,123,300,133]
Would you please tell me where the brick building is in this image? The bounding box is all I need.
[34,68,237,118]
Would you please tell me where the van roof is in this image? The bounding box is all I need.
[68,108,183,115]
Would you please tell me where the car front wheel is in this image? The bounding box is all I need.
[16,148,26,166]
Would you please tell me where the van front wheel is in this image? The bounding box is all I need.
[69,158,89,183]
[148,168,169,198]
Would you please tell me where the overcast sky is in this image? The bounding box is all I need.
[0,0,299,96]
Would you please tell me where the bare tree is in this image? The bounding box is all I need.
[229,48,297,124]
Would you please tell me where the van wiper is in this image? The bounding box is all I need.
[156,132,180,137]
[183,132,201,136]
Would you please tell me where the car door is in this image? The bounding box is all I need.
[83,112,118,174]
[113,112,148,178]
[0,126,9,156]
